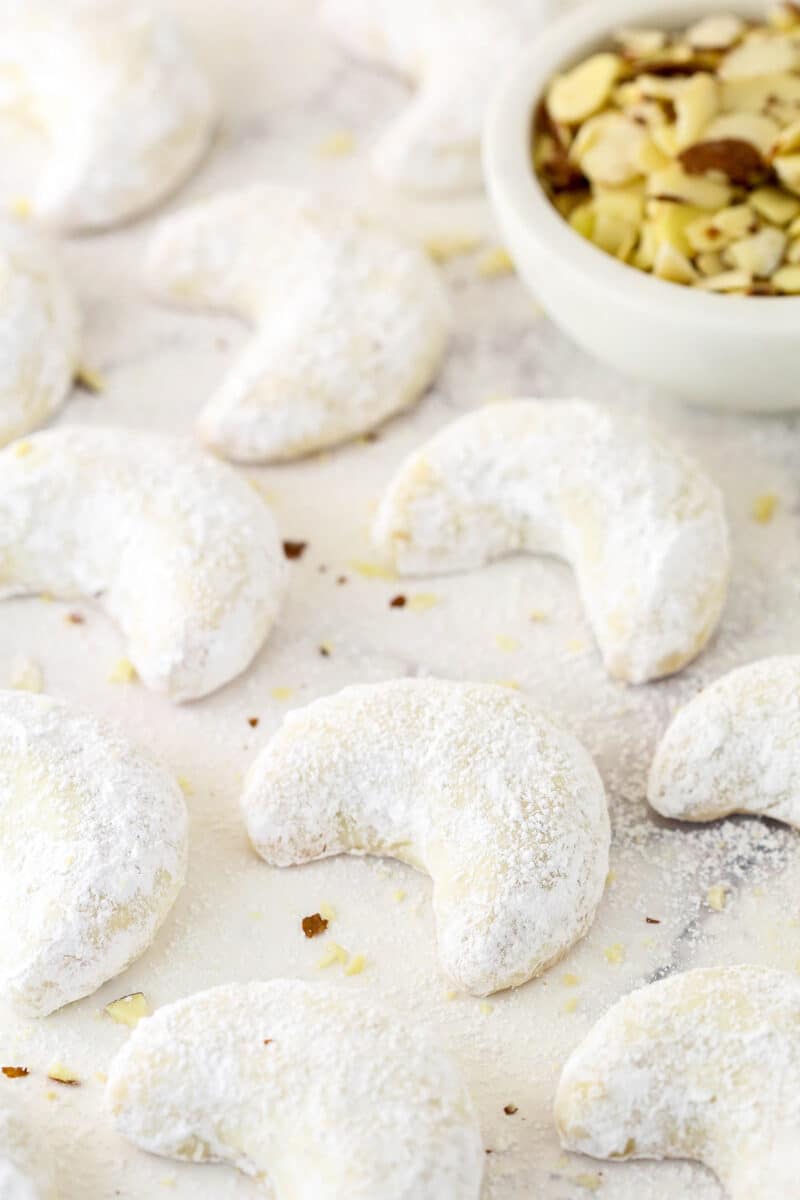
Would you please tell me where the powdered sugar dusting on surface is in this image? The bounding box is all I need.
[107,979,484,1199]
[0,690,188,1016]
[0,0,798,1196]
[145,183,451,462]
[242,678,610,995]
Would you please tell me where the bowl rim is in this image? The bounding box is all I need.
[483,0,800,331]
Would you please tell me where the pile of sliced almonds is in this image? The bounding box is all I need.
[535,3,800,293]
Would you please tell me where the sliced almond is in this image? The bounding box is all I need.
[653,242,698,283]
[725,225,787,275]
[649,123,681,159]
[615,28,668,58]
[775,152,800,194]
[696,250,726,275]
[647,162,732,208]
[702,111,780,155]
[687,14,745,50]
[648,200,708,256]
[686,204,757,252]
[547,53,622,124]
[776,117,800,153]
[571,112,647,186]
[633,220,658,270]
[787,237,800,262]
[772,263,800,290]
[748,185,800,223]
[590,210,638,259]
[696,268,753,290]
[593,183,646,224]
[721,72,800,121]
[719,35,800,79]
[768,3,800,31]
[674,73,719,150]
[568,202,595,239]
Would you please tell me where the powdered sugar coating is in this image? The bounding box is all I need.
[0,428,288,701]
[145,184,450,462]
[0,690,188,1017]
[0,0,216,232]
[0,222,80,446]
[107,979,484,1199]
[555,965,800,1200]
[241,678,609,995]
[0,1107,52,1200]
[373,400,730,684]
[323,0,554,193]
[649,656,800,828]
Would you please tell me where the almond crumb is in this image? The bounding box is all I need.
[344,953,366,976]
[562,972,581,987]
[108,657,137,684]
[349,559,397,580]
[104,992,150,1029]
[10,657,43,693]
[317,941,349,969]
[13,440,32,457]
[319,902,337,922]
[9,196,31,220]
[752,492,778,523]
[564,996,580,1013]
[74,365,105,393]
[316,130,356,157]
[604,942,625,964]
[47,1063,80,1086]
[495,634,519,652]
[476,247,515,277]
[270,687,294,702]
[424,233,482,262]
[392,889,406,903]
[177,776,193,796]
[479,1001,494,1015]
[407,593,440,611]
[707,883,728,911]
[302,912,329,939]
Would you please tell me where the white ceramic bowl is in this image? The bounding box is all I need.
[484,0,800,412]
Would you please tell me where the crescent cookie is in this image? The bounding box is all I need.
[107,980,484,1200]
[144,184,451,462]
[0,0,216,231]
[241,679,610,995]
[323,0,554,193]
[649,656,800,828]
[0,1107,53,1199]
[0,428,288,701]
[373,400,730,683]
[0,222,80,447]
[0,691,188,1017]
[556,965,800,1200]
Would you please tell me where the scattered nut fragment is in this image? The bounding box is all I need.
[547,53,622,124]
[108,657,137,684]
[10,656,43,693]
[282,540,307,560]
[104,992,151,1028]
[1,1066,29,1078]
[302,912,329,939]
[47,1063,80,1086]
[535,10,800,292]
[752,492,779,522]
[706,884,728,911]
